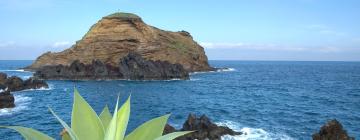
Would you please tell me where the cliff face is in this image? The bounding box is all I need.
[27,13,212,74]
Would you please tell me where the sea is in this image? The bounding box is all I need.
[0,60,359,140]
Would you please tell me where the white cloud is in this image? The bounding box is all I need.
[200,42,307,51]
[52,41,72,48]
[0,41,15,48]
[306,24,347,36]
[200,42,360,53]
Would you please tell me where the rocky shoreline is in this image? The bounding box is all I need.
[161,114,355,140]
[0,72,48,109]
[33,52,190,80]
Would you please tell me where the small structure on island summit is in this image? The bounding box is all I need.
[25,12,214,80]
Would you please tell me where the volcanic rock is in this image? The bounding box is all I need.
[0,72,48,92]
[0,89,15,109]
[118,52,189,80]
[163,114,242,140]
[34,52,189,80]
[26,12,213,80]
[313,119,354,140]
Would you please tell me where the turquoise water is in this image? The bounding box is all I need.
[0,60,359,139]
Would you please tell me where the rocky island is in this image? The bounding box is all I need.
[25,12,213,80]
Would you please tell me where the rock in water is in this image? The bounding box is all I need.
[0,72,48,92]
[313,120,355,140]
[0,90,15,109]
[163,114,242,140]
[26,12,213,80]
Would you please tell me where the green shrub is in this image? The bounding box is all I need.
[0,89,192,140]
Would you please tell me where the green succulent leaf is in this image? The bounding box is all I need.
[0,126,54,140]
[61,132,71,140]
[105,95,131,140]
[71,88,105,140]
[100,105,112,130]
[48,108,78,140]
[154,131,193,140]
[125,114,170,140]
[114,95,131,139]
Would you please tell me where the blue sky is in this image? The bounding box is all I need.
[0,0,360,61]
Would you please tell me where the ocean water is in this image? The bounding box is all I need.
[0,60,359,140]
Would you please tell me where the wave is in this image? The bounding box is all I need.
[0,69,30,72]
[216,121,294,140]
[216,68,236,72]
[190,68,236,75]
[0,95,32,116]
[18,84,54,92]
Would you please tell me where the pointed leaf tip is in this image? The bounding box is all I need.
[71,89,105,140]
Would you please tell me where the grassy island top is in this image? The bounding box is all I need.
[104,12,141,19]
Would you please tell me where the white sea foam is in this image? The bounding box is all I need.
[217,68,236,72]
[190,68,236,75]
[19,84,54,92]
[0,95,32,116]
[0,69,28,72]
[216,121,294,140]
[14,84,54,93]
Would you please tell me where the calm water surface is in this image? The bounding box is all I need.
[0,60,359,140]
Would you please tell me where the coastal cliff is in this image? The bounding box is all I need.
[26,12,213,80]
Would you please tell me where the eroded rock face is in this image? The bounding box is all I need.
[34,60,122,80]
[26,12,213,76]
[313,120,355,140]
[118,52,189,80]
[163,114,241,140]
[34,52,189,80]
[0,90,15,109]
[0,72,48,92]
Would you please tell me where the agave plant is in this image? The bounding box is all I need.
[0,89,192,140]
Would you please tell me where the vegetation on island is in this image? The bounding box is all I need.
[0,89,192,140]
[104,12,141,19]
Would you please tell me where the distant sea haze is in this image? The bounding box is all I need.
[0,60,359,139]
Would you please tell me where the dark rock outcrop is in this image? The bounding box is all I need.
[34,52,189,80]
[0,89,15,109]
[313,120,355,140]
[163,114,241,140]
[118,52,189,80]
[34,60,122,80]
[0,72,48,92]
